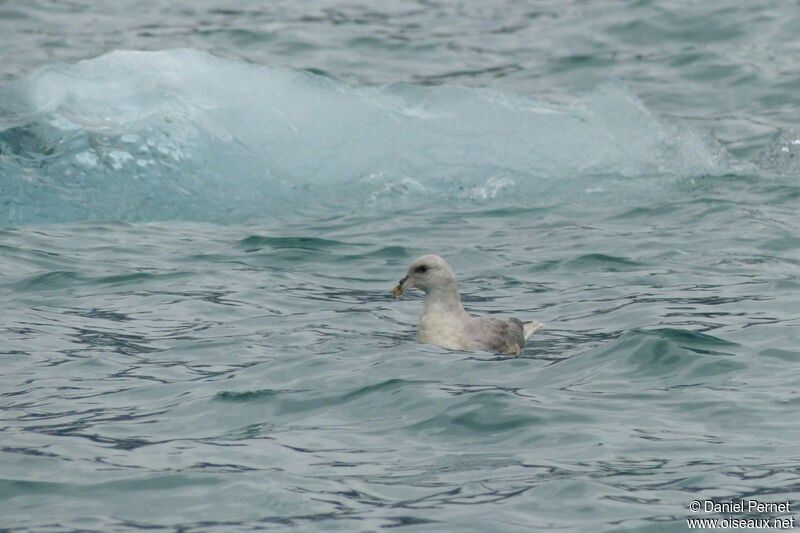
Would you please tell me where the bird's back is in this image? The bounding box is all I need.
[462,316,525,355]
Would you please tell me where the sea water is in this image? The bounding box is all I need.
[1,2,799,532]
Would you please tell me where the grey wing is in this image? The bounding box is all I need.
[463,316,526,355]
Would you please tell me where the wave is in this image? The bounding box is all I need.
[0,49,728,227]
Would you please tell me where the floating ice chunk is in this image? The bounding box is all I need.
[74,151,98,167]
[107,150,134,170]
[0,49,732,227]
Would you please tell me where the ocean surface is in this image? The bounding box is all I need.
[2,1,800,532]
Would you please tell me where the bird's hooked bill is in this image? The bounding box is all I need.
[392,275,409,297]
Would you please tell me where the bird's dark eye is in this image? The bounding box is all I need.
[415,265,429,273]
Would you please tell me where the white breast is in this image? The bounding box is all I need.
[417,310,468,350]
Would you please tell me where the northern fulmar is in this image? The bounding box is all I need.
[392,255,542,355]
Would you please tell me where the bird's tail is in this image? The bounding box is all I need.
[523,321,543,340]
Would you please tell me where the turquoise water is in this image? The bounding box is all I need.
[2,2,800,532]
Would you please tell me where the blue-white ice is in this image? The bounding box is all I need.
[0,49,728,227]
